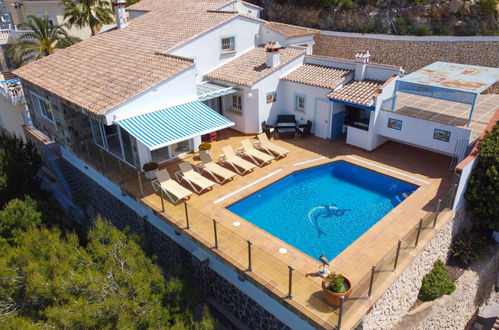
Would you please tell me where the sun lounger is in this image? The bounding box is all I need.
[256,133,289,159]
[220,146,256,175]
[240,139,273,167]
[175,162,216,194]
[151,169,192,204]
[198,150,236,184]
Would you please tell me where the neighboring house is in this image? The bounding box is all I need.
[5,0,92,40]
[0,70,28,138]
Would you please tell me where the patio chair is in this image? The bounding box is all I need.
[175,162,216,194]
[256,133,289,159]
[151,169,192,204]
[296,120,312,138]
[240,139,273,167]
[198,150,236,184]
[220,146,256,175]
[276,115,296,128]
[261,121,275,139]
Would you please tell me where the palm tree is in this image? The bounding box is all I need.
[7,14,80,66]
[61,0,114,36]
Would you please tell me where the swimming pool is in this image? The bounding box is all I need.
[227,161,418,261]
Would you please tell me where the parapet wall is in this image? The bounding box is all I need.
[313,32,499,93]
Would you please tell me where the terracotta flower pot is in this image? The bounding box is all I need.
[321,277,352,307]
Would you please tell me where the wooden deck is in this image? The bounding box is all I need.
[77,129,456,329]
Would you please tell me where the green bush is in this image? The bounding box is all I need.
[465,124,499,231]
[418,260,456,301]
[479,0,498,14]
[449,232,486,268]
[393,17,413,35]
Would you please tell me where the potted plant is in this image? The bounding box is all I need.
[321,273,352,306]
[198,142,212,154]
[142,162,159,180]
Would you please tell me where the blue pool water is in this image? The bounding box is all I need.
[227,161,417,261]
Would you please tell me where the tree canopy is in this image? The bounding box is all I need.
[465,123,499,231]
[61,0,114,36]
[7,14,80,66]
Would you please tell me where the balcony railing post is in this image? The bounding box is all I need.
[99,148,106,166]
[393,240,402,271]
[247,240,252,272]
[118,159,124,182]
[337,295,345,330]
[159,188,165,212]
[287,265,294,299]
[85,140,90,158]
[368,264,376,298]
[137,171,144,196]
[184,201,190,229]
[212,219,218,249]
[415,218,423,248]
[433,198,442,228]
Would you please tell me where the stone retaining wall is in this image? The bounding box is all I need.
[63,159,290,330]
[359,209,471,329]
[313,34,499,93]
[393,246,499,330]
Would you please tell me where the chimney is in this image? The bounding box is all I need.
[265,41,280,68]
[112,0,128,29]
[354,51,370,81]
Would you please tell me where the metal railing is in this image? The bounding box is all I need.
[72,142,458,329]
[0,29,34,41]
[0,78,25,105]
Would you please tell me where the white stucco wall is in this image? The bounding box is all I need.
[105,66,197,124]
[365,63,402,81]
[0,96,26,139]
[170,17,261,82]
[453,157,477,210]
[259,27,315,54]
[376,110,472,156]
[217,1,261,18]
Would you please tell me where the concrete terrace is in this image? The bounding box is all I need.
[394,93,499,142]
[76,130,455,329]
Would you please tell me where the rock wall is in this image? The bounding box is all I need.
[393,246,499,330]
[313,33,499,92]
[63,159,291,330]
[359,209,471,329]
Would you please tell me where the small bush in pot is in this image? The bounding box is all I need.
[449,232,486,268]
[142,162,159,180]
[198,143,211,151]
[321,273,352,306]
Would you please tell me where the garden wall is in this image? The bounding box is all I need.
[359,209,471,329]
[313,33,499,93]
[393,246,499,330]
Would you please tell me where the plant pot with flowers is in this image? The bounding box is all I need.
[321,273,352,307]
[198,142,212,155]
[143,162,159,180]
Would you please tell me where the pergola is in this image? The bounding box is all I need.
[391,62,499,127]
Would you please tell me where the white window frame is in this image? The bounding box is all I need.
[220,35,236,53]
[31,92,55,123]
[294,93,306,112]
[231,94,242,113]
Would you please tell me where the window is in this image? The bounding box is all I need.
[231,94,242,112]
[221,36,235,53]
[90,118,106,148]
[266,91,276,104]
[344,105,371,131]
[32,93,55,122]
[294,94,306,112]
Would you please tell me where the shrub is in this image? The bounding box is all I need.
[393,17,413,35]
[449,232,486,268]
[416,26,432,36]
[465,123,499,231]
[418,260,456,301]
[479,0,498,14]
[324,273,349,293]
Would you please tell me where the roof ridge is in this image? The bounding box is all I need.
[155,52,195,63]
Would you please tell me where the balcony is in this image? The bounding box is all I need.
[0,29,34,45]
[0,77,25,105]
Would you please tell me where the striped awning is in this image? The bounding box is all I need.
[118,101,234,150]
[197,82,236,101]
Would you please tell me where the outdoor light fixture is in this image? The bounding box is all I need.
[12,1,23,8]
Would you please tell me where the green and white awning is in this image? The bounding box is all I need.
[118,101,234,150]
[197,82,236,101]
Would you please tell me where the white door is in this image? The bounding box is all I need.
[314,99,331,139]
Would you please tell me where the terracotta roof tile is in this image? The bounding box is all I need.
[264,21,320,38]
[14,0,238,115]
[327,79,384,106]
[283,64,353,89]
[205,46,305,86]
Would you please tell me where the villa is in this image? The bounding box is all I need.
[10,0,499,328]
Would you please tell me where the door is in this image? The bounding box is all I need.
[314,98,332,139]
[331,109,345,140]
